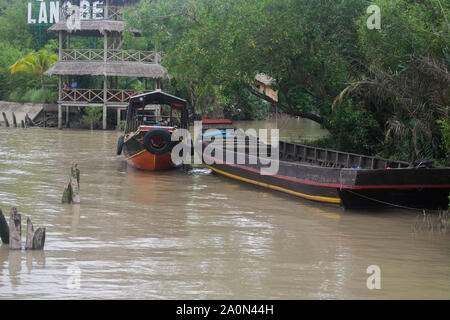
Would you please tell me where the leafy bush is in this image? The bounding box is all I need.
[23,89,45,103]
[80,106,102,130]
[7,88,24,102]
[437,113,450,166]
[312,101,379,155]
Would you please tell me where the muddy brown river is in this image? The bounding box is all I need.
[0,117,449,299]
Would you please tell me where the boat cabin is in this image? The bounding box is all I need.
[124,89,189,135]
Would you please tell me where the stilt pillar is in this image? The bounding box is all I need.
[103,105,107,130]
[117,108,121,130]
[58,104,62,130]
[65,106,69,128]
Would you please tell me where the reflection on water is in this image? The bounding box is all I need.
[0,119,449,299]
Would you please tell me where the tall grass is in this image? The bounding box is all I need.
[7,88,48,103]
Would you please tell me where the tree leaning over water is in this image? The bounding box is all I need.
[9,49,58,103]
[130,0,364,124]
[128,0,449,163]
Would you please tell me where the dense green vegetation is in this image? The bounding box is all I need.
[0,0,57,103]
[0,0,448,164]
[127,0,449,164]
[10,49,58,102]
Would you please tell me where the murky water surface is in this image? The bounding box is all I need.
[0,118,448,299]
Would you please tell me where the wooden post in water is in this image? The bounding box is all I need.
[25,217,46,250]
[62,163,81,204]
[0,208,9,244]
[32,228,46,250]
[25,114,34,127]
[12,112,17,127]
[66,106,70,128]
[58,104,62,130]
[2,112,9,127]
[9,208,21,250]
[25,217,33,249]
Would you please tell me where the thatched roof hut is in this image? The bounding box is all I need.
[255,73,278,102]
[44,61,169,79]
[48,20,140,37]
[255,73,275,86]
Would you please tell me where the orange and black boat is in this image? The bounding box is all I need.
[117,90,189,171]
[199,120,450,210]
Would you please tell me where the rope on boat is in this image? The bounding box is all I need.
[343,189,433,212]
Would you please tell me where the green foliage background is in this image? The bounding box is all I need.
[0,0,448,164]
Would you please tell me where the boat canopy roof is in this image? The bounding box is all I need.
[129,89,187,110]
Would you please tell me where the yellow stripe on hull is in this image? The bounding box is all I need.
[125,149,146,160]
[204,164,341,204]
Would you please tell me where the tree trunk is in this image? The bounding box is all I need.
[246,86,327,127]
[40,74,47,103]
[413,122,420,157]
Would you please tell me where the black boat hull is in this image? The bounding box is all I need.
[201,149,450,210]
[338,188,449,210]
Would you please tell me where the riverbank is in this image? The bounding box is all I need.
[0,101,122,130]
[0,101,54,126]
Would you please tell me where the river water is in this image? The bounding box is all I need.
[0,117,449,299]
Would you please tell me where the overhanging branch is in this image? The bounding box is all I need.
[247,86,325,126]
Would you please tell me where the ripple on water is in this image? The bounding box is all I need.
[0,127,449,300]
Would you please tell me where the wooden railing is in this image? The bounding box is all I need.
[62,49,104,61]
[107,50,159,63]
[61,49,158,63]
[60,5,128,21]
[61,89,151,104]
[279,141,410,169]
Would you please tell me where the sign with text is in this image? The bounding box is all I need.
[27,0,105,25]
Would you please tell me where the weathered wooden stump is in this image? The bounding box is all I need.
[25,217,34,249]
[0,208,10,244]
[26,217,45,250]
[2,112,9,127]
[32,227,46,250]
[9,208,21,250]
[12,112,17,127]
[62,163,81,204]
[0,208,46,250]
